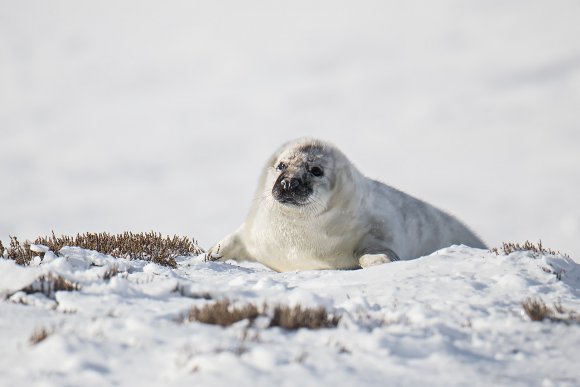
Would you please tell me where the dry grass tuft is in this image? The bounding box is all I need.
[522,297,580,324]
[270,305,340,330]
[4,231,203,267]
[185,300,341,330]
[102,266,120,281]
[186,300,260,327]
[491,241,567,257]
[23,273,81,298]
[4,236,35,265]
[29,327,52,345]
[522,298,552,321]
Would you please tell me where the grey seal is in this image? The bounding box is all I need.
[209,138,486,272]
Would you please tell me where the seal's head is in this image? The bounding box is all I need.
[265,139,344,214]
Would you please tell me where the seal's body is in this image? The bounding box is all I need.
[210,138,486,272]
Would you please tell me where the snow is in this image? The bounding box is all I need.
[1,246,580,386]
[1,1,580,258]
[0,260,40,298]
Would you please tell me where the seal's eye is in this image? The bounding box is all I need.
[310,166,324,177]
[276,162,287,172]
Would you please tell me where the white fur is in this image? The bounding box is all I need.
[209,138,486,272]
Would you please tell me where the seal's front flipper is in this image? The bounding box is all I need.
[206,227,253,262]
[205,244,225,261]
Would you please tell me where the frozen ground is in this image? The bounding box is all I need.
[1,246,579,386]
[1,1,580,257]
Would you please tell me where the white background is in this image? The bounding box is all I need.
[2,0,579,258]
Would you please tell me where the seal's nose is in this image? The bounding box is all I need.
[281,177,300,191]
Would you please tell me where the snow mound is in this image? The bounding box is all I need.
[1,246,579,386]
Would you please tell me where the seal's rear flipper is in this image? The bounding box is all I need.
[358,247,400,268]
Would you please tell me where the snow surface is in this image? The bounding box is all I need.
[1,1,580,257]
[1,246,580,386]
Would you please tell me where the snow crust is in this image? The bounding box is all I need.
[1,247,579,386]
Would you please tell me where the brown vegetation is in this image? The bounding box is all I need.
[3,237,35,265]
[29,327,52,345]
[102,265,120,281]
[522,297,580,324]
[270,305,340,330]
[23,273,81,299]
[185,300,340,330]
[491,241,567,257]
[3,232,203,267]
[186,300,260,327]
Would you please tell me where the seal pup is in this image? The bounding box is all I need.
[209,138,486,272]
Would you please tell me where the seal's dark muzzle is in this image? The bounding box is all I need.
[272,174,312,205]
